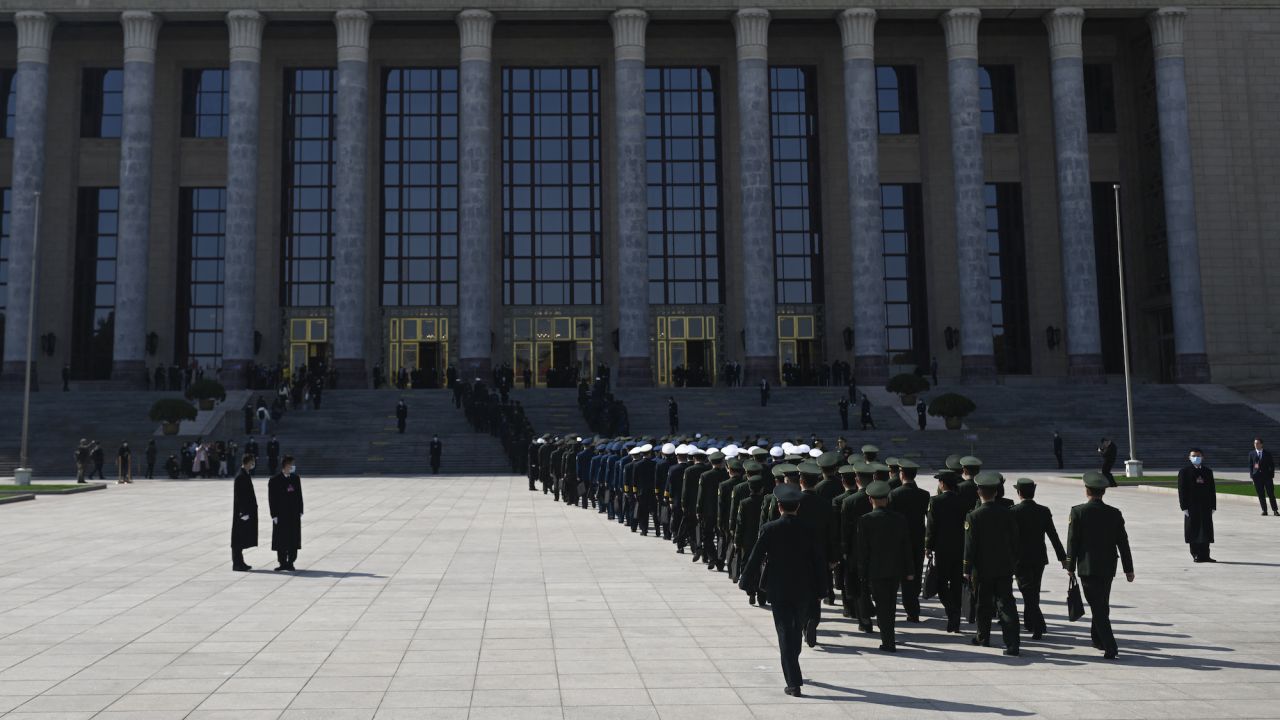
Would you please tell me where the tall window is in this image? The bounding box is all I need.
[770,66,822,305]
[876,66,919,135]
[1084,63,1117,133]
[881,184,928,364]
[176,188,226,370]
[72,188,119,378]
[81,68,123,139]
[502,67,602,306]
[0,188,9,359]
[281,68,335,307]
[979,65,1018,134]
[181,69,229,138]
[381,68,460,307]
[0,69,15,138]
[646,67,723,305]
[984,183,1030,374]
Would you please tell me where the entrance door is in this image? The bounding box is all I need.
[512,315,594,387]
[777,314,817,385]
[388,317,449,388]
[657,315,717,386]
[288,318,330,381]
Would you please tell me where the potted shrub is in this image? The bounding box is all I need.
[928,392,976,430]
[886,372,930,406]
[185,378,226,411]
[151,398,198,435]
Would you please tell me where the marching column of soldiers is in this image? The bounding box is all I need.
[522,434,1135,696]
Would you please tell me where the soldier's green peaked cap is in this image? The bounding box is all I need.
[727,458,744,471]
[975,470,1003,487]
[960,455,983,468]
[817,451,842,469]
[945,454,963,471]
[838,465,857,475]
[708,451,726,462]
[871,463,890,473]
[861,444,880,454]
[776,463,799,475]
[885,457,901,467]
[1014,477,1036,488]
[866,480,892,499]
[743,460,764,474]
[1083,470,1109,489]
[748,476,769,492]
[771,465,786,478]
[853,461,874,475]
[797,461,822,476]
[898,458,920,470]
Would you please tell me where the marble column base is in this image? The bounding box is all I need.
[333,358,368,389]
[1174,353,1211,384]
[110,360,149,389]
[1067,353,1106,383]
[615,356,652,387]
[960,354,997,383]
[744,355,778,385]
[459,356,492,383]
[220,358,253,390]
[0,360,39,391]
[853,354,888,386]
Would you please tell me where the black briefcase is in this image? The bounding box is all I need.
[922,557,939,600]
[1066,576,1086,621]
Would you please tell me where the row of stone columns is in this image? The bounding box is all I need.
[0,7,1212,387]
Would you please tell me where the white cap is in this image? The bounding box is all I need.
[638,444,653,453]
[535,438,546,445]
[695,433,703,439]
[770,446,784,458]
[722,444,739,455]
[575,436,583,442]
[675,444,691,455]
[781,442,795,453]
[809,448,823,458]
[724,448,740,459]
[662,443,676,455]
[706,447,719,455]
[691,447,706,456]
[797,444,811,454]
[629,447,642,455]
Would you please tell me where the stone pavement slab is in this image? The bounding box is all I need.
[1,472,1278,719]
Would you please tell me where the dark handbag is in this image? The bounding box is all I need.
[922,557,939,600]
[1066,576,1086,621]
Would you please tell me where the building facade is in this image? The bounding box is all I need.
[0,2,1269,389]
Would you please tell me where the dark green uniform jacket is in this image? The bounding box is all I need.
[1066,499,1134,578]
[857,508,913,581]
[963,502,1019,579]
[1010,499,1066,573]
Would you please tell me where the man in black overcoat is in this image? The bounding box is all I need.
[269,455,304,571]
[1178,448,1216,562]
[232,453,258,572]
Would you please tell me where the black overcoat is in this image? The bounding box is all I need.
[1178,464,1215,544]
[268,472,304,551]
[231,468,258,549]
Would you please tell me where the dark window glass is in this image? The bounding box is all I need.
[979,65,1018,134]
[81,68,124,139]
[875,66,919,135]
[175,188,226,370]
[0,187,9,360]
[881,184,929,364]
[0,69,15,138]
[181,68,229,138]
[1084,63,1117,133]
[770,66,822,305]
[72,188,119,378]
[502,67,602,305]
[984,183,1030,373]
[381,68,460,307]
[645,66,723,305]
[281,68,335,307]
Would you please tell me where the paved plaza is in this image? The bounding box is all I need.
[1,472,1278,720]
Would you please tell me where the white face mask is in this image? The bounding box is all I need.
[1189,455,1202,466]
[286,466,296,475]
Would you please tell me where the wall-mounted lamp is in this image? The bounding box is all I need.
[254,330,263,356]
[145,331,159,357]
[40,332,56,357]
[611,329,620,352]
[943,326,959,351]
[1046,325,1062,350]
[842,326,854,352]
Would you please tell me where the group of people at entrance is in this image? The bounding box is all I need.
[527,436,1136,697]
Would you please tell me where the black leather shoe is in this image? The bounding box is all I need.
[1202,557,1217,563]
[233,564,252,572]
[1103,650,1118,659]
[907,616,921,623]
[879,644,896,653]
[1003,648,1020,657]
[274,566,286,572]
[784,686,802,697]
[970,637,990,647]
[1031,631,1043,640]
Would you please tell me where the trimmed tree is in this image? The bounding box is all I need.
[928,392,976,430]
[185,378,227,410]
[885,373,930,405]
[151,398,198,435]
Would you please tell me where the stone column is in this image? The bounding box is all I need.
[941,8,995,380]
[112,10,161,386]
[0,11,54,385]
[456,9,495,380]
[221,10,264,389]
[733,8,778,384]
[611,9,651,386]
[1149,7,1209,383]
[1046,8,1103,381]
[332,9,370,388]
[838,8,887,385]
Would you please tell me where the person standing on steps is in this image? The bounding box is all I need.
[430,435,443,474]
[838,397,850,431]
[759,378,770,407]
[269,455,304,572]
[231,453,258,572]
[145,439,157,479]
[860,394,876,431]
[930,356,939,387]
[917,398,927,431]
[1179,448,1216,562]
[1248,437,1277,516]
[668,397,679,434]
[396,398,408,434]
[1053,431,1064,470]
[1068,471,1135,659]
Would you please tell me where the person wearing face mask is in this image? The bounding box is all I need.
[269,455,304,571]
[1178,449,1216,562]
[231,453,258,572]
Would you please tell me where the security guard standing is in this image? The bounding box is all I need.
[926,470,968,633]
[963,470,1020,655]
[858,480,914,652]
[889,459,930,622]
[1067,470,1135,659]
[1010,477,1067,639]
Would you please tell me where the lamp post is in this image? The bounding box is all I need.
[15,191,40,486]
[1114,183,1141,478]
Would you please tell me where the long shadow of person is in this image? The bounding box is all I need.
[803,679,1036,715]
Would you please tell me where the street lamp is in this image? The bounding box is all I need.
[1114,183,1142,478]
[15,191,40,486]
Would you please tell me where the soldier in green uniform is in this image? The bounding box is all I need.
[957,455,982,509]
[717,456,749,570]
[889,458,930,622]
[680,449,710,559]
[963,471,1021,655]
[1010,477,1067,639]
[797,461,835,647]
[926,470,968,633]
[729,460,765,582]
[840,462,876,632]
[1067,470,1135,659]
[861,444,879,463]
[944,454,963,473]
[857,480,914,652]
[832,464,859,615]
[734,469,770,605]
[698,452,729,570]
[814,452,844,502]
[885,458,903,489]
[761,463,798,527]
